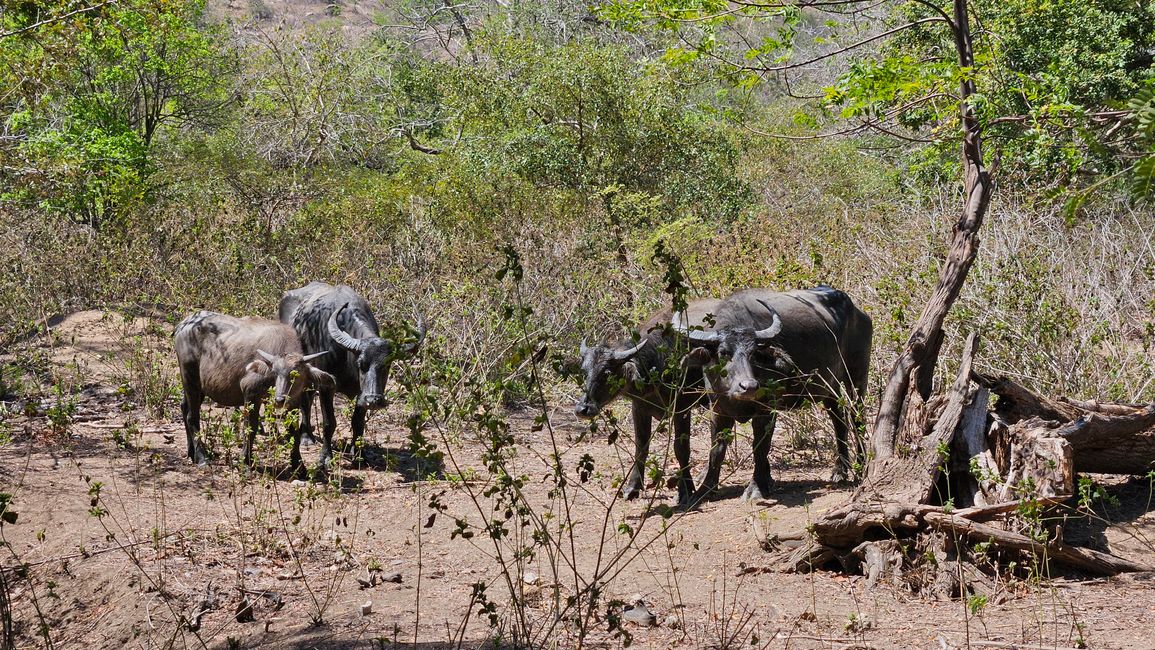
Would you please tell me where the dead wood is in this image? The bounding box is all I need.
[972,372,1083,423]
[949,496,1069,522]
[851,540,904,589]
[772,542,841,574]
[924,511,1153,575]
[858,332,980,504]
[808,501,937,548]
[977,374,1155,475]
[1052,406,1155,475]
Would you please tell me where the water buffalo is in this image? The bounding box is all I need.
[574,299,720,506]
[278,281,425,466]
[677,286,872,502]
[174,311,334,469]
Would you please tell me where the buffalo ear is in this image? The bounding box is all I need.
[622,361,642,382]
[768,347,798,373]
[245,360,271,376]
[553,355,582,379]
[680,347,714,369]
[308,365,336,389]
[240,361,274,397]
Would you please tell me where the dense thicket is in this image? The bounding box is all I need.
[1,0,1153,405]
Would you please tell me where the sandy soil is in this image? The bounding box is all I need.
[2,310,1155,649]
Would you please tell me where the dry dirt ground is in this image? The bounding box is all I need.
[3,310,1155,649]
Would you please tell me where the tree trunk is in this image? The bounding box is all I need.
[869,0,993,463]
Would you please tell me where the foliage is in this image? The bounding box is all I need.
[596,0,1155,202]
[0,0,234,227]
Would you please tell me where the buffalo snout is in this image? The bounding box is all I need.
[357,394,387,409]
[574,402,600,419]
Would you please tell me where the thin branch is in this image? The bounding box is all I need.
[401,129,443,155]
[0,0,115,40]
[752,17,948,72]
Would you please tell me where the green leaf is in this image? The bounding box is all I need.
[1129,156,1155,203]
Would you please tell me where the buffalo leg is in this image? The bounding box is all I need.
[349,405,367,464]
[743,413,777,501]
[825,396,860,482]
[672,408,695,507]
[298,389,317,446]
[621,406,651,500]
[693,412,735,502]
[243,401,261,468]
[288,421,303,475]
[317,389,338,468]
[179,362,207,465]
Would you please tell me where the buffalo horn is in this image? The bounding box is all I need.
[753,302,783,340]
[328,305,369,353]
[256,349,278,364]
[302,351,329,362]
[579,339,589,355]
[612,339,647,361]
[672,311,721,344]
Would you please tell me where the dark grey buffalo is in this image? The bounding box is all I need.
[278,281,425,466]
[574,299,720,505]
[677,286,872,502]
[174,311,334,470]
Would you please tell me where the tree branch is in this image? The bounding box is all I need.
[0,0,115,40]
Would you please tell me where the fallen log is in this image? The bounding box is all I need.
[977,373,1155,476]
[924,512,1153,575]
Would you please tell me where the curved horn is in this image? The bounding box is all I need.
[673,311,722,344]
[580,338,589,356]
[328,304,368,353]
[611,338,647,361]
[402,314,427,354]
[256,349,278,364]
[754,308,783,341]
[302,351,329,363]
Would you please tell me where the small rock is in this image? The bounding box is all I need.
[382,572,402,584]
[523,571,539,586]
[360,601,372,616]
[663,614,681,629]
[622,602,656,627]
[290,480,307,487]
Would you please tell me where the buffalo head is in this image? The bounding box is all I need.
[327,305,426,409]
[245,350,335,408]
[572,337,648,419]
[675,300,794,401]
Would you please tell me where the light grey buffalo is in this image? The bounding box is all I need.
[174,311,335,470]
[574,299,720,506]
[677,286,872,502]
[278,281,425,467]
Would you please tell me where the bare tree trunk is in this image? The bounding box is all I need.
[869,0,993,463]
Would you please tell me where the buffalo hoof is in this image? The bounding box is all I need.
[688,484,718,507]
[741,478,775,502]
[620,482,642,501]
[192,447,209,467]
[299,431,318,447]
[830,466,852,484]
[673,478,696,509]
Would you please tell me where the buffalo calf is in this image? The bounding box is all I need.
[174,311,334,470]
